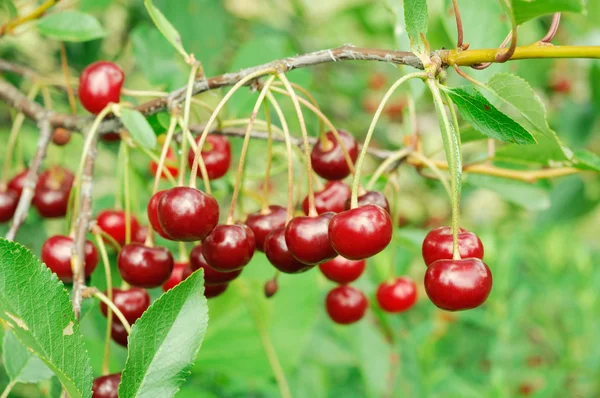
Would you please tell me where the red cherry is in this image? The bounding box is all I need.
[147,190,170,239]
[319,256,365,284]
[345,191,390,215]
[111,322,128,347]
[368,72,387,91]
[7,169,28,197]
[149,147,179,179]
[550,77,571,94]
[100,287,150,324]
[202,224,255,272]
[244,205,287,252]
[329,204,392,260]
[133,225,148,244]
[264,227,312,274]
[117,243,174,288]
[187,135,231,180]
[33,188,71,218]
[162,261,189,291]
[92,373,121,398]
[52,128,72,146]
[78,61,124,114]
[284,213,337,265]
[41,235,98,282]
[157,187,219,241]
[421,226,484,266]
[0,189,18,222]
[37,166,74,191]
[101,132,121,142]
[302,181,351,215]
[96,210,140,247]
[190,245,242,285]
[181,266,228,299]
[325,285,368,324]
[376,277,417,313]
[310,130,358,180]
[424,258,492,311]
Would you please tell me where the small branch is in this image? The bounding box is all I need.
[540,13,561,44]
[0,0,58,37]
[452,0,465,49]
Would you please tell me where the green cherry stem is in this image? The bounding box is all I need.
[152,116,178,195]
[93,290,132,334]
[93,229,113,376]
[261,101,273,213]
[123,142,132,244]
[181,117,211,194]
[366,148,411,191]
[408,152,452,197]
[137,146,177,186]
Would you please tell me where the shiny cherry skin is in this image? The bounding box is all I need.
[117,243,174,288]
[310,130,358,180]
[325,285,368,325]
[100,287,150,323]
[264,227,313,274]
[376,277,417,313]
[329,204,393,260]
[162,261,189,291]
[111,322,128,347]
[157,187,219,241]
[149,147,179,179]
[37,166,74,191]
[190,245,242,285]
[181,266,228,299]
[421,226,484,266]
[33,188,71,218]
[424,258,492,311]
[147,190,170,239]
[7,169,28,197]
[319,256,366,284]
[101,132,121,142]
[0,189,18,222]
[345,191,390,214]
[188,135,231,180]
[96,210,140,247]
[79,61,124,114]
[202,224,255,272]
[41,235,98,282]
[285,213,337,265]
[133,225,148,244]
[302,181,351,215]
[92,373,121,398]
[244,205,287,252]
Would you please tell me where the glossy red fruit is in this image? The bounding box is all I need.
[41,235,98,282]
[79,61,124,114]
[111,322,128,347]
[302,181,351,215]
[202,224,255,272]
[101,132,121,142]
[133,225,148,244]
[162,261,189,291]
[319,256,365,284]
[33,188,71,218]
[264,227,313,274]
[0,189,18,222]
[52,128,72,146]
[117,243,174,288]
[244,205,287,252]
[345,191,390,215]
[147,190,170,239]
[329,204,392,260]
[96,210,140,247]
[7,169,28,197]
[157,187,219,241]
[149,147,179,179]
[190,245,242,285]
[325,285,368,324]
[424,258,492,311]
[100,288,150,323]
[376,277,417,313]
[285,213,337,265]
[92,373,121,398]
[205,283,228,298]
[421,226,484,266]
[37,166,74,191]
[310,130,358,180]
[187,135,231,180]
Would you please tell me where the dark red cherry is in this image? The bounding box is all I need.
[319,256,365,284]
[92,373,121,398]
[37,166,74,191]
[302,181,351,215]
[100,287,150,324]
[79,61,124,114]
[52,128,72,146]
[190,245,242,285]
[162,261,189,292]
[101,132,121,142]
[0,189,18,222]
[376,277,417,313]
[188,135,231,180]
[181,266,228,299]
[422,226,484,266]
[329,204,392,260]
[325,285,368,324]
[202,224,255,272]
[264,227,313,274]
[7,169,28,197]
[345,191,390,215]
[285,213,337,265]
[33,188,71,218]
[41,235,98,282]
[96,210,140,247]
[157,187,219,241]
[244,205,287,252]
[111,322,128,347]
[149,147,179,179]
[424,258,492,311]
[310,130,358,180]
[117,243,174,288]
[147,190,170,239]
[133,225,148,244]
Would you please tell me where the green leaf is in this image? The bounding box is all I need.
[573,150,600,172]
[0,0,17,19]
[442,86,536,144]
[143,0,189,60]
[119,108,157,150]
[37,11,106,42]
[0,239,93,398]
[467,175,551,211]
[510,0,585,25]
[3,329,54,383]
[119,269,208,398]
[403,0,428,54]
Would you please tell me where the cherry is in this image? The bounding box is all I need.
[368,72,387,91]
[162,261,189,292]
[310,130,358,180]
[264,279,278,298]
[37,166,74,191]
[92,373,121,398]
[52,128,72,146]
[190,244,242,285]
[147,190,170,239]
[7,169,28,197]
[33,188,71,218]
[0,189,18,222]
[319,256,365,284]
[41,235,98,282]
[187,135,231,180]
[149,147,179,179]
[181,266,228,299]
[302,181,351,215]
[284,213,337,265]
[424,258,492,311]
[325,285,368,325]
[117,243,174,288]
[329,204,392,260]
[100,287,150,324]
[202,224,255,272]
[133,225,148,244]
[244,205,287,252]
[111,322,128,347]
[101,132,121,142]
[344,191,390,215]
[421,226,484,266]
[264,227,312,274]
[376,277,417,313]
[96,210,140,247]
[157,187,219,242]
[79,61,124,114]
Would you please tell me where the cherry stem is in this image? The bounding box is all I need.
[408,152,452,197]
[272,80,325,137]
[178,242,188,263]
[177,123,188,187]
[95,228,122,252]
[114,144,124,211]
[137,146,177,186]
[407,96,419,151]
[93,230,113,376]
[59,43,76,115]
[452,0,464,49]
[123,142,132,245]
[93,289,132,334]
[181,117,211,193]
[366,148,411,191]
[261,101,273,213]
[471,32,513,70]
[152,115,178,196]
[540,13,561,43]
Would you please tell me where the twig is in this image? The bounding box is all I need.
[452,0,465,49]
[0,0,59,37]
[540,13,561,44]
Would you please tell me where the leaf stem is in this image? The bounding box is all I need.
[0,380,16,398]
[93,230,113,376]
[366,149,411,191]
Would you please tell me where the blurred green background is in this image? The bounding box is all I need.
[1,0,600,397]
